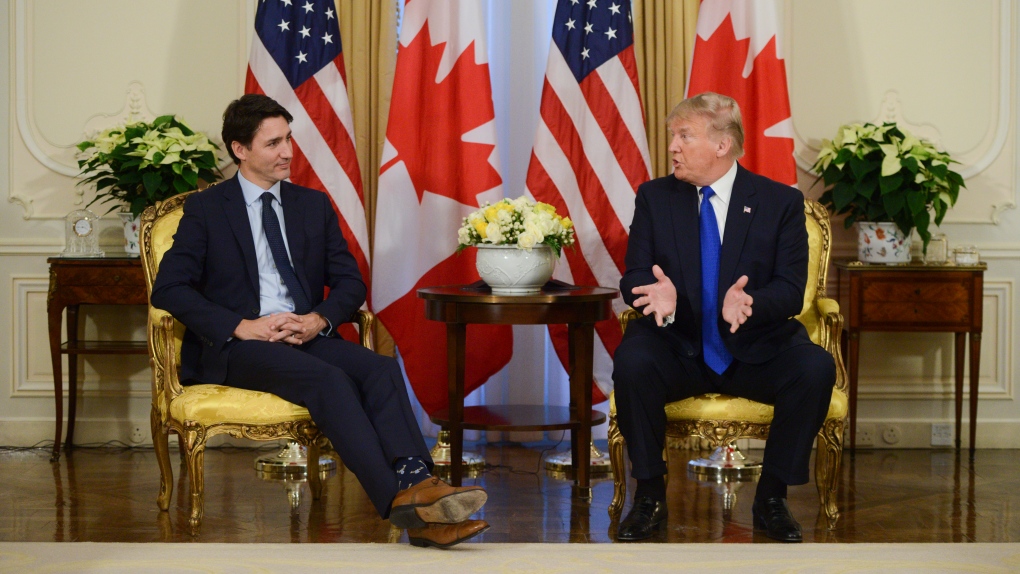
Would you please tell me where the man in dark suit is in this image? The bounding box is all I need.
[151,94,488,549]
[612,92,835,542]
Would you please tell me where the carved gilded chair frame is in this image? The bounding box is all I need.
[607,199,848,529]
[141,191,376,531]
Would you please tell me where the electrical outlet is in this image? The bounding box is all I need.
[129,425,147,444]
[931,423,954,446]
[856,423,875,447]
[881,425,901,445]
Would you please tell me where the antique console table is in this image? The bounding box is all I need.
[47,257,148,461]
[835,259,986,452]
[418,282,617,499]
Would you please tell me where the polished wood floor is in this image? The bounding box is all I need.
[1,442,1017,543]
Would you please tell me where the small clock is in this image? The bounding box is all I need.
[61,209,104,258]
[73,218,93,237]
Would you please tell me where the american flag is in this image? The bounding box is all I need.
[245,0,371,295]
[526,0,651,404]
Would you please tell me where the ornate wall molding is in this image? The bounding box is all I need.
[10,276,149,398]
[787,0,1015,226]
[790,0,1011,179]
[10,0,246,220]
[13,0,78,178]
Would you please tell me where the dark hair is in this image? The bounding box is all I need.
[221,94,293,164]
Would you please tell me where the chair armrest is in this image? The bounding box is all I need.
[816,297,848,394]
[148,307,184,419]
[619,308,641,334]
[354,310,376,352]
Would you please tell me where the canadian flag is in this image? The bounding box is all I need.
[686,0,797,186]
[372,0,511,415]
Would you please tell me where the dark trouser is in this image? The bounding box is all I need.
[221,336,432,517]
[612,318,835,486]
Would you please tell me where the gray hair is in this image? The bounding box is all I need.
[667,92,745,160]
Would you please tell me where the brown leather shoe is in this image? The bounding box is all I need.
[407,519,489,549]
[389,477,488,530]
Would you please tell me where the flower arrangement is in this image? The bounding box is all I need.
[457,196,576,256]
[811,122,964,253]
[76,115,223,218]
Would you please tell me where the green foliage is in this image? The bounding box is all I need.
[811,122,964,253]
[76,115,223,217]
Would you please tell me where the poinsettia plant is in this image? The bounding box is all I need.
[457,196,576,257]
[76,115,222,217]
[811,122,964,253]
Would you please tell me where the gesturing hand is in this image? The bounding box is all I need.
[721,275,753,333]
[631,265,677,327]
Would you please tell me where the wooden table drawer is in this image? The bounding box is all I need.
[861,280,969,303]
[861,300,970,325]
[55,266,145,287]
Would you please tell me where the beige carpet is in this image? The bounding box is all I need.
[2,542,1019,573]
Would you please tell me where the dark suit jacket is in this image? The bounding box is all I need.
[150,175,367,384]
[620,163,812,365]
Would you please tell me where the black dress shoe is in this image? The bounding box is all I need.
[617,496,667,541]
[752,497,802,542]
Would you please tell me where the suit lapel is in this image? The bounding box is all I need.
[719,164,758,293]
[221,176,260,295]
[280,182,311,302]
[670,178,702,315]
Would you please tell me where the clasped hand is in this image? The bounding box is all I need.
[233,312,326,345]
[632,266,754,332]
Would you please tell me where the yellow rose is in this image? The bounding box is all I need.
[561,217,573,229]
[484,206,499,222]
[474,220,488,237]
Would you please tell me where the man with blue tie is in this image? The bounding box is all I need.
[151,94,488,548]
[612,92,835,542]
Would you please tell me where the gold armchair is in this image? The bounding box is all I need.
[140,191,376,530]
[607,199,848,529]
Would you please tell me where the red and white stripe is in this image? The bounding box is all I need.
[246,36,371,292]
[526,43,651,403]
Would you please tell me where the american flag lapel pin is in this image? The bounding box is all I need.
[744,206,751,213]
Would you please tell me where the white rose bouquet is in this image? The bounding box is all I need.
[457,196,576,257]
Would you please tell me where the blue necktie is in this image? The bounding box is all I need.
[260,192,311,315]
[700,186,733,374]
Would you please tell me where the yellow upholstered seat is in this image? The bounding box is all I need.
[140,191,376,531]
[168,384,312,425]
[607,199,849,529]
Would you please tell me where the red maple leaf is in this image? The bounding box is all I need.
[384,25,502,204]
[687,15,797,186]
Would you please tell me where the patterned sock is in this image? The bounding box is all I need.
[394,456,432,490]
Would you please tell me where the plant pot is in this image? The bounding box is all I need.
[475,244,556,295]
[119,211,141,256]
[857,222,911,264]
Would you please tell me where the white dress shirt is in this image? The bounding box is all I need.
[237,171,297,317]
[697,161,738,241]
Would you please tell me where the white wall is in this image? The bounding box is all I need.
[789,0,1019,447]
[1,0,250,445]
[2,0,1018,449]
